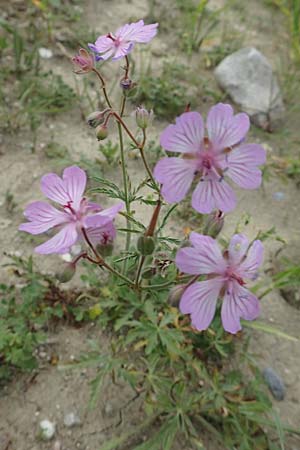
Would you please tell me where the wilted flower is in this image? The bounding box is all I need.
[88,19,158,61]
[135,106,153,129]
[154,103,266,214]
[19,166,123,254]
[175,232,263,334]
[86,109,110,128]
[72,48,94,74]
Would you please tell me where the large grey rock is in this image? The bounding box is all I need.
[215,47,285,131]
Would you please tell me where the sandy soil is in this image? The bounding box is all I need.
[0,0,300,448]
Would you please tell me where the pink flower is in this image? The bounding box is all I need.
[19,166,123,254]
[175,232,263,334]
[72,48,94,74]
[154,103,266,214]
[88,19,158,61]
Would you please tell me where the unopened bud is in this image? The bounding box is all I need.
[137,235,155,256]
[96,242,114,257]
[135,107,153,129]
[86,110,107,128]
[56,263,76,283]
[203,210,225,238]
[96,125,108,141]
[168,285,186,307]
[120,78,135,91]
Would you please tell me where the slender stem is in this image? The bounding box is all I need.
[92,68,112,109]
[81,227,135,287]
[113,112,140,148]
[81,227,103,262]
[141,279,176,290]
[117,121,131,273]
[135,255,146,286]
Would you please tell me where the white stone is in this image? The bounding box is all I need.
[39,419,56,440]
[215,47,285,130]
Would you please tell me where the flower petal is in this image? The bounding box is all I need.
[86,221,116,245]
[207,103,250,149]
[41,173,70,205]
[192,178,236,213]
[239,240,264,280]
[221,281,260,334]
[160,112,204,154]
[154,157,197,203]
[228,234,249,266]
[35,224,78,255]
[176,238,226,275]
[189,232,227,272]
[85,202,124,228]
[180,278,223,331]
[112,42,134,60]
[226,144,266,189]
[19,201,68,235]
[63,166,87,210]
[116,20,158,43]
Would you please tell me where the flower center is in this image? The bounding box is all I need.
[225,267,245,286]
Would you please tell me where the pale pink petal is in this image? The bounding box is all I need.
[93,35,115,53]
[176,238,226,275]
[226,144,266,189]
[112,42,134,60]
[192,178,236,213]
[63,166,86,210]
[35,223,78,255]
[160,112,204,154]
[239,240,264,280]
[180,278,224,331]
[228,234,249,266]
[19,201,68,235]
[207,103,250,149]
[87,202,102,212]
[189,232,227,272]
[154,157,197,203]
[86,222,116,245]
[125,22,158,43]
[41,173,70,205]
[85,202,124,228]
[221,281,260,334]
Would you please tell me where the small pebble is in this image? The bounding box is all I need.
[39,419,56,440]
[38,47,53,59]
[64,412,81,427]
[262,367,285,400]
[273,192,285,201]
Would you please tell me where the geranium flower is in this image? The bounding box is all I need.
[154,103,266,214]
[175,232,263,334]
[88,19,158,61]
[19,166,123,254]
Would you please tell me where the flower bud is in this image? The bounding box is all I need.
[168,285,186,307]
[135,107,153,129]
[56,263,76,283]
[96,125,108,141]
[86,110,108,128]
[120,78,135,91]
[203,210,224,238]
[137,235,155,255]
